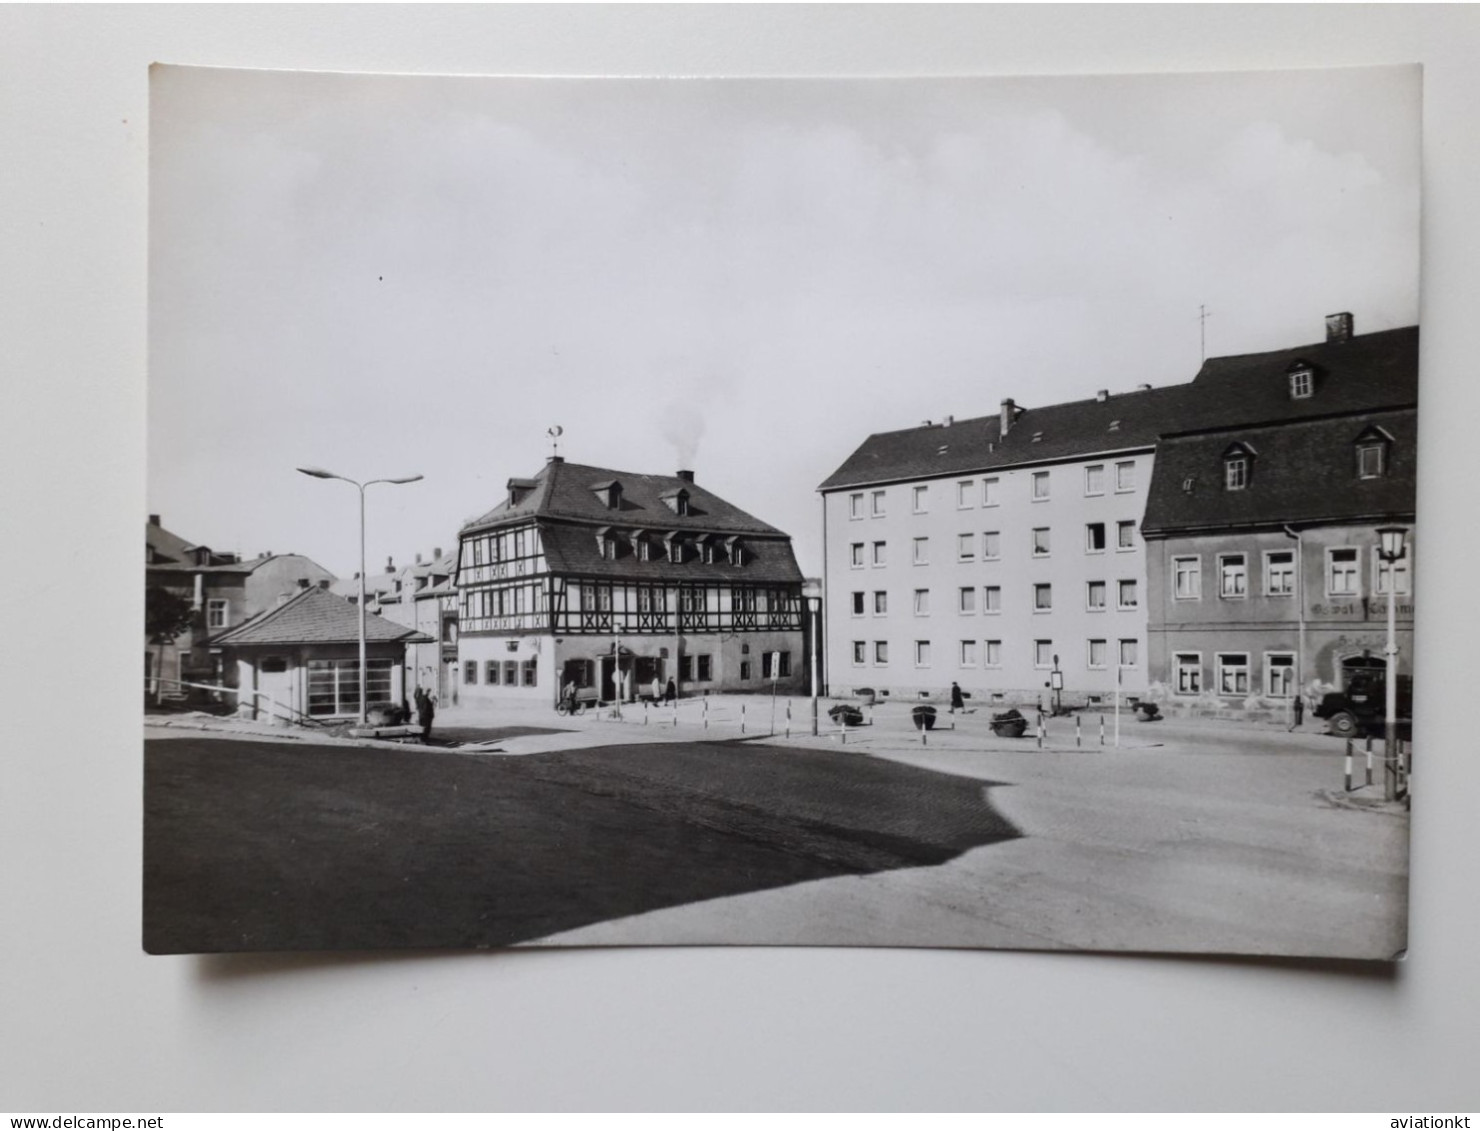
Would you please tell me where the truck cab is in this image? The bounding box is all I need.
[1313,669,1413,739]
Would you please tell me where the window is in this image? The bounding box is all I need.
[850,543,865,568]
[1117,521,1136,550]
[464,661,478,685]
[667,538,684,564]
[1086,581,1106,611]
[912,537,929,565]
[1289,366,1313,399]
[957,533,975,561]
[982,532,1001,560]
[741,661,753,681]
[1032,527,1051,557]
[912,485,928,513]
[1374,547,1412,595]
[637,539,653,562]
[1085,465,1106,496]
[1218,554,1247,599]
[852,641,866,665]
[1086,523,1106,552]
[960,640,978,667]
[1032,471,1051,501]
[1117,579,1138,609]
[913,589,930,615]
[485,660,499,684]
[915,640,931,667]
[679,655,694,682]
[1087,639,1107,669]
[1357,442,1386,479]
[872,542,887,567]
[957,480,974,508]
[1217,653,1249,696]
[984,640,1002,668]
[874,641,889,665]
[873,590,888,615]
[1225,455,1249,491]
[762,652,791,679]
[1119,639,1138,668]
[982,477,1000,506]
[849,493,865,519]
[1327,548,1360,596]
[1174,556,1202,600]
[851,591,865,616]
[504,661,519,686]
[1265,550,1296,596]
[1033,583,1052,612]
[1115,461,1136,492]
[697,654,713,682]
[871,490,887,517]
[983,585,1001,614]
[1175,652,1202,695]
[206,598,228,629]
[958,586,976,614]
[1034,640,1053,669]
[307,658,392,717]
[1265,654,1295,698]
[522,658,538,687]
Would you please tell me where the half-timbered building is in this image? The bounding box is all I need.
[455,457,807,705]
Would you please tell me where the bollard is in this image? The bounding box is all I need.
[1075,714,1082,748]
[786,699,792,739]
[1100,714,1106,747]
[1345,737,1353,792]
[704,698,709,731]
[1365,736,1373,788]
[741,702,746,734]
[1036,712,1044,750]
[644,701,649,726]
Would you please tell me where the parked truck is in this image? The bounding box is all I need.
[1312,669,1413,739]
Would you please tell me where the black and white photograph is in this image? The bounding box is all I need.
[144,63,1419,960]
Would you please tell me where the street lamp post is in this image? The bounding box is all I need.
[1376,526,1409,801]
[298,467,424,725]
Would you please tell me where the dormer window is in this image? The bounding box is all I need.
[592,480,623,509]
[1223,443,1255,491]
[664,532,685,564]
[724,536,747,566]
[696,534,716,564]
[506,477,538,506]
[1355,426,1393,479]
[1287,361,1314,400]
[661,488,690,516]
[594,526,616,560]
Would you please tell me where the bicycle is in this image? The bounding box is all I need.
[555,696,586,716]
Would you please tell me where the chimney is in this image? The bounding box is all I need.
[1326,312,1353,343]
[676,469,695,483]
[433,546,442,559]
[999,398,1017,436]
[415,552,423,565]
[1096,390,1109,403]
[385,556,395,574]
[547,454,564,464]
[1137,383,1153,392]
[148,514,161,526]
[943,415,954,428]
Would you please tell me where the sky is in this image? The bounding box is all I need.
[148,65,1420,579]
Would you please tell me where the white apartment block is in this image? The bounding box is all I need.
[818,394,1182,707]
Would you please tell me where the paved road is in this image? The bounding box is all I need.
[143,734,1017,954]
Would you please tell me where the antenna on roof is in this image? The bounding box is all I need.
[1197,304,1214,362]
[547,425,563,458]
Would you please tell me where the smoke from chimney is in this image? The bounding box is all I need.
[659,400,706,474]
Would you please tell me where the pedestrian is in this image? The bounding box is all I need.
[949,681,965,714]
[416,687,436,742]
[665,677,677,703]
[562,679,577,713]
[651,675,662,702]
[1290,693,1305,732]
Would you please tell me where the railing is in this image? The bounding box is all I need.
[144,677,327,728]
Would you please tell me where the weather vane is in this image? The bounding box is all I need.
[547,424,563,458]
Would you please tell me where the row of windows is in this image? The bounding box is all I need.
[849,521,1137,568]
[465,527,539,567]
[1173,652,1296,698]
[1171,546,1412,601]
[852,638,1139,670]
[1219,428,1392,493]
[850,580,1139,616]
[847,462,1139,519]
[595,533,747,566]
[465,658,540,686]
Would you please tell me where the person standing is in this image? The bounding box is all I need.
[949,681,965,714]
[416,686,436,742]
[664,677,677,704]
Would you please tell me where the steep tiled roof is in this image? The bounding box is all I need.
[209,586,434,647]
[539,522,804,585]
[1141,408,1417,536]
[818,325,1418,491]
[462,460,785,536]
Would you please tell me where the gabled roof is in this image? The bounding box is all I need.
[462,460,785,537]
[818,325,1418,491]
[1141,407,1417,536]
[209,586,434,647]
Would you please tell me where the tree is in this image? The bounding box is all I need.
[145,586,195,644]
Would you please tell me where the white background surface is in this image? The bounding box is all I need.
[3,5,1478,1112]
